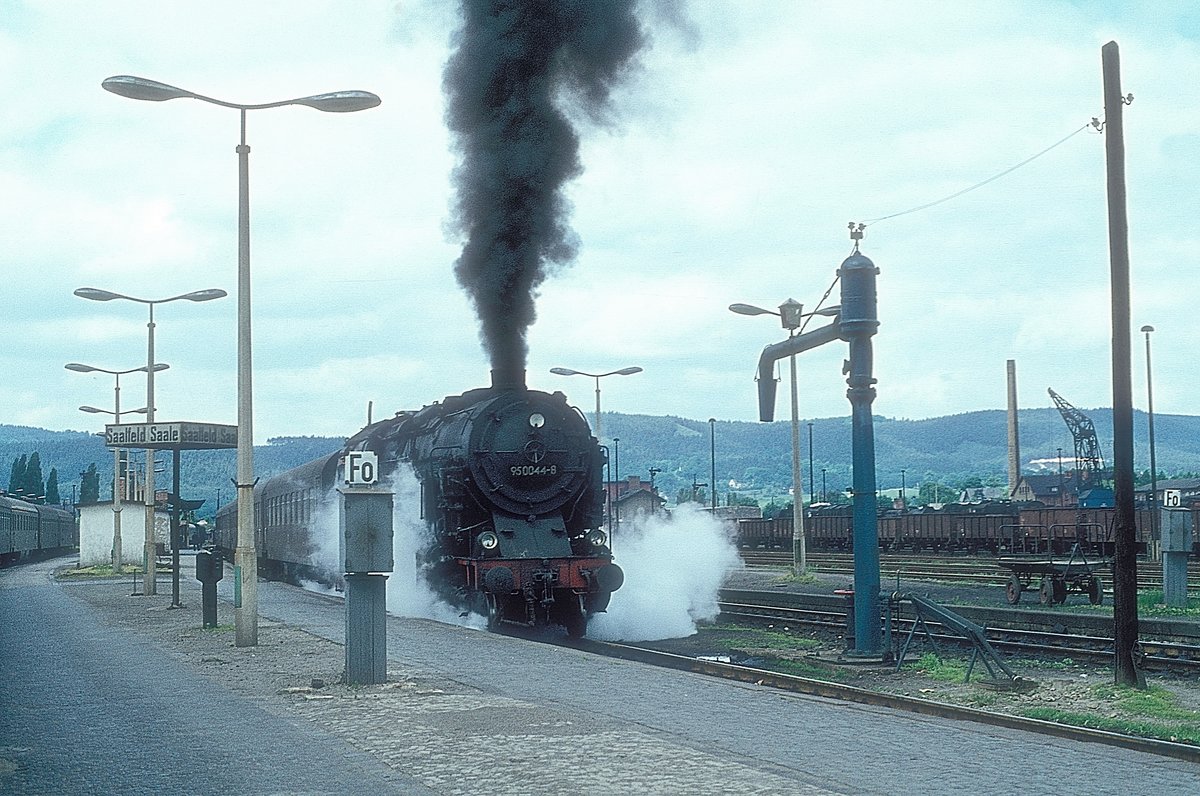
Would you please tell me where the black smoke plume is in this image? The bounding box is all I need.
[444,0,643,380]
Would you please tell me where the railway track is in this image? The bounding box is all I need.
[715,588,1200,674]
[740,550,1200,592]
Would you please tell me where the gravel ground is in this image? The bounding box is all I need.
[699,566,1200,739]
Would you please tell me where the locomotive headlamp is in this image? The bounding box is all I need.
[529,413,545,428]
[587,529,607,548]
[479,531,500,551]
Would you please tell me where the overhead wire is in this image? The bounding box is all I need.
[850,109,1118,234]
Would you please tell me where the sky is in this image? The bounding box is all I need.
[3,1,1198,443]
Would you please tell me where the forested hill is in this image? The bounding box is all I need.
[602,407,1200,502]
[3,406,1198,517]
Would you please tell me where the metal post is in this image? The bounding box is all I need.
[807,422,815,503]
[341,484,394,685]
[709,419,717,511]
[1058,448,1065,507]
[593,376,602,440]
[1102,40,1141,687]
[1142,326,1159,559]
[840,251,881,657]
[789,352,806,575]
[235,109,259,648]
[143,304,157,595]
[613,437,620,538]
[112,376,123,574]
[170,449,182,608]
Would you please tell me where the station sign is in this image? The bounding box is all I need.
[1163,489,1183,508]
[105,421,238,450]
[343,450,379,486]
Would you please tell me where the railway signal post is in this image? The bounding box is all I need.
[340,451,394,686]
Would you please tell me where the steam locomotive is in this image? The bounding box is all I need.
[214,372,623,637]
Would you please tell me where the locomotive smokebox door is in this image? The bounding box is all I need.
[339,488,394,574]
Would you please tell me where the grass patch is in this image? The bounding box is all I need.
[202,624,235,632]
[770,571,822,585]
[1023,683,1200,744]
[1138,590,1200,617]
[1093,683,1200,723]
[701,623,821,651]
[770,657,854,682]
[907,652,969,682]
[967,692,999,708]
[1021,707,1200,745]
[57,564,143,578]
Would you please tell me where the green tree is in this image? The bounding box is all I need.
[917,482,952,506]
[80,464,100,504]
[23,452,45,499]
[762,500,793,520]
[726,492,759,508]
[45,469,61,504]
[9,455,26,493]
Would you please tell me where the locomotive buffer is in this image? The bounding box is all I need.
[340,450,393,686]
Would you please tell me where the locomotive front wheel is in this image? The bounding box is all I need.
[1088,576,1103,605]
[1005,576,1022,605]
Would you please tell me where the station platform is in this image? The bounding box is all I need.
[2,556,1198,795]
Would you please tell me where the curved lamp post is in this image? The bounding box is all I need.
[75,287,225,595]
[66,362,163,573]
[103,74,380,647]
[549,366,642,440]
[729,301,840,576]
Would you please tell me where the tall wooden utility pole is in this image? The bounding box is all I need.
[1102,40,1142,688]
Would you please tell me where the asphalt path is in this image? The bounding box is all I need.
[0,558,430,795]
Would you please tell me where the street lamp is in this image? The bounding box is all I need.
[821,468,827,504]
[549,366,642,440]
[1057,447,1065,508]
[75,287,225,595]
[807,422,815,503]
[66,362,163,574]
[103,74,380,647]
[612,437,620,538]
[729,300,840,575]
[1141,324,1159,557]
[709,418,717,511]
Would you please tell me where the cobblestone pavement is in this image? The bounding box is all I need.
[4,556,1198,795]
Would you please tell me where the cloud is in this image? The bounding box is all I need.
[5,1,1197,443]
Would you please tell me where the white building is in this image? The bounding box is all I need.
[78,501,170,567]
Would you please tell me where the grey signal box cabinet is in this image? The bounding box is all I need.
[340,488,394,573]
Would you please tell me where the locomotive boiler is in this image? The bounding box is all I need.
[216,371,623,637]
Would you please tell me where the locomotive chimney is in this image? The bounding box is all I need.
[490,367,526,391]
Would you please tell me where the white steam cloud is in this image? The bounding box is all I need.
[384,464,484,629]
[297,463,483,629]
[588,503,744,642]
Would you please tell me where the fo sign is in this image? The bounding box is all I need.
[343,451,378,486]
